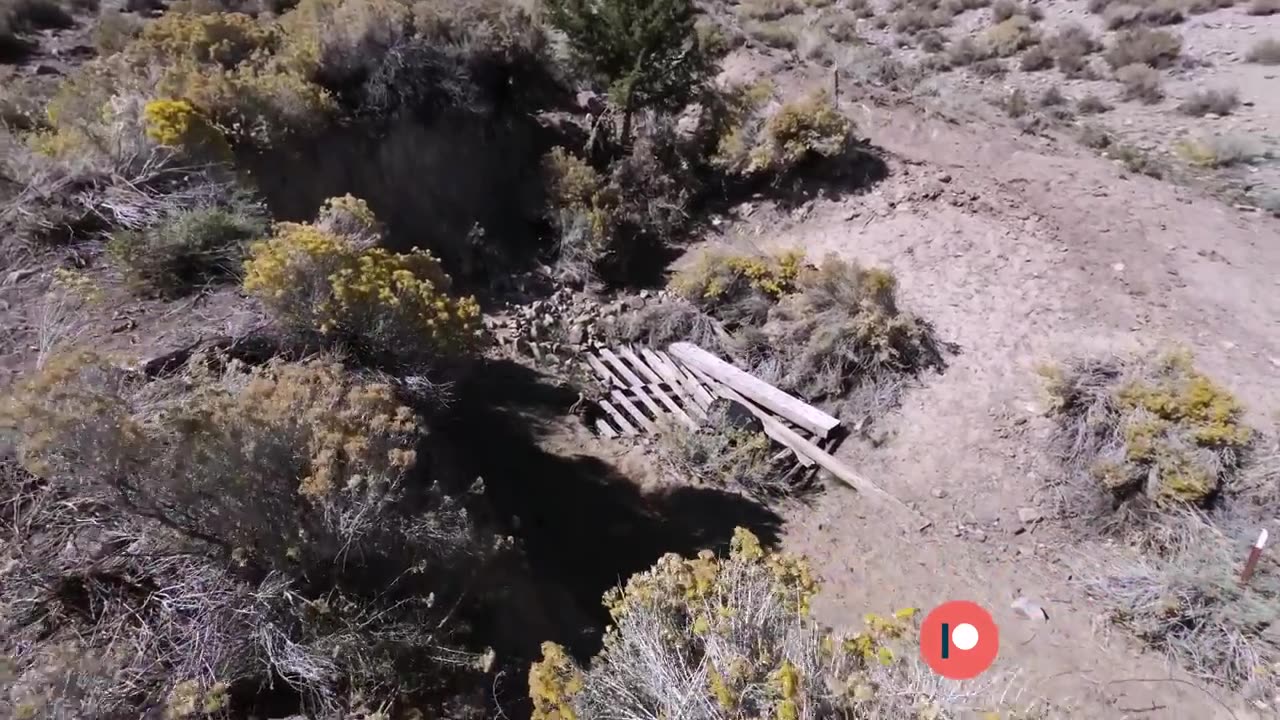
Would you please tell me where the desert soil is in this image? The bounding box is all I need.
[701,88,1280,717]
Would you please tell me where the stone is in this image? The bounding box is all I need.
[931,488,948,499]
[567,325,586,345]
[1017,507,1043,524]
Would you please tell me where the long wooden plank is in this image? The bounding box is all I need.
[595,418,618,439]
[669,342,840,439]
[617,346,664,385]
[586,355,625,388]
[611,390,657,434]
[599,348,645,388]
[698,379,910,513]
[598,400,637,437]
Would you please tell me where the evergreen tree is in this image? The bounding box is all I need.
[545,0,715,139]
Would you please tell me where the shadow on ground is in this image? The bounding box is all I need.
[431,359,783,714]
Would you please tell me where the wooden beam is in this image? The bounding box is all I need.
[594,418,618,439]
[666,356,717,409]
[643,348,708,415]
[598,400,637,437]
[624,383,669,424]
[586,355,624,388]
[617,346,664,385]
[681,364,812,467]
[611,390,657,434]
[644,351,708,421]
[599,348,646,388]
[669,342,840,439]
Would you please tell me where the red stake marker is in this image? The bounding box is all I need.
[1240,529,1268,588]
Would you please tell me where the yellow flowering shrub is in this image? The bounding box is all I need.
[130,11,275,68]
[752,91,853,174]
[670,249,805,320]
[530,528,945,719]
[1043,350,1254,508]
[2,349,426,563]
[243,198,481,363]
[143,98,232,158]
[711,90,853,178]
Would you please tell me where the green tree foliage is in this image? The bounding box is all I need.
[544,0,716,138]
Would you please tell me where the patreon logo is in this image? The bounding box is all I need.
[919,600,999,679]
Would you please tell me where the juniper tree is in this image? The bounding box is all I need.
[545,0,716,140]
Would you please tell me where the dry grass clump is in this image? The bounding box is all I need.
[1041,351,1253,521]
[736,0,802,20]
[528,528,982,720]
[1177,87,1240,116]
[1078,510,1279,701]
[242,195,481,365]
[1020,42,1053,69]
[1078,122,1113,149]
[990,0,1041,21]
[744,18,799,48]
[1112,143,1167,177]
[0,352,494,718]
[750,255,944,403]
[1174,134,1264,167]
[1077,93,1113,113]
[108,196,268,297]
[981,14,1039,57]
[999,87,1030,116]
[1247,0,1280,14]
[637,252,943,422]
[656,403,796,497]
[1038,85,1067,107]
[711,90,856,180]
[1047,23,1100,77]
[945,36,988,65]
[1246,37,1280,64]
[1105,27,1182,69]
[1116,63,1164,103]
[544,122,697,286]
[0,0,75,61]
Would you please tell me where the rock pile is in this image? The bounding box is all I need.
[485,287,675,365]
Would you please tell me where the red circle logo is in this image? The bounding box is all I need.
[919,600,999,679]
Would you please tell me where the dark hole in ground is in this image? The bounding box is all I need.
[431,358,783,718]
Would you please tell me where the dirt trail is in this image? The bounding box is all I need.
[721,102,1280,717]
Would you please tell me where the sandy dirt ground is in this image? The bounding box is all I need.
[703,92,1280,716]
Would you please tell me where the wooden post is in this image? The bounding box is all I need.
[1240,529,1268,587]
[668,342,840,438]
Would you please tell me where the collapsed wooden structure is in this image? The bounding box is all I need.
[581,341,902,503]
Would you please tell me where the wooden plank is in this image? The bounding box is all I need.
[641,349,709,420]
[668,358,717,409]
[669,342,840,439]
[657,350,716,411]
[697,379,910,513]
[594,418,618,439]
[627,384,669,423]
[586,355,625,388]
[598,400,637,437]
[599,348,646,388]
[647,352,708,421]
[611,390,657,434]
[617,346,664,385]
